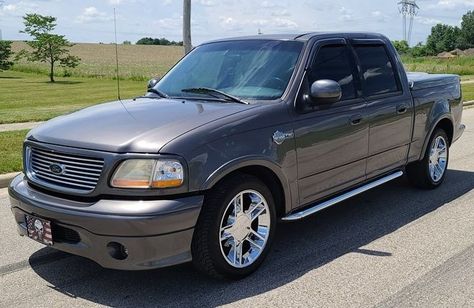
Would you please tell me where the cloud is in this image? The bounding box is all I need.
[271,9,291,17]
[371,10,390,23]
[436,0,474,9]
[153,16,182,30]
[76,6,113,23]
[415,16,443,25]
[194,0,216,6]
[339,7,354,22]
[3,4,16,12]
[218,15,297,31]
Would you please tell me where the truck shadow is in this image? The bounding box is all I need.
[29,169,474,307]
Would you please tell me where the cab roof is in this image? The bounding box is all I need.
[202,32,389,45]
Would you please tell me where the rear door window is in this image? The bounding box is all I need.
[353,45,400,96]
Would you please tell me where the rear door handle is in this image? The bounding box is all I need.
[350,114,363,125]
[397,104,408,114]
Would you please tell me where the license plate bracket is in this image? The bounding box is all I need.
[26,215,53,246]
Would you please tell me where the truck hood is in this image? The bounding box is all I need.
[28,98,255,153]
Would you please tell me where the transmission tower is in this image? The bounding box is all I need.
[398,0,419,44]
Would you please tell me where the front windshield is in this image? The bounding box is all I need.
[155,40,304,101]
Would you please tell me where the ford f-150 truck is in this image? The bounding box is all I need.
[8,32,465,279]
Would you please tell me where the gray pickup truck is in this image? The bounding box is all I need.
[9,32,464,279]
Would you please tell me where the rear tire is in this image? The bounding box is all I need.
[191,174,276,279]
[406,128,449,189]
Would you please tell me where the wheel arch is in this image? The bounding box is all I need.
[419,115,454,160]
[201,157,292,217]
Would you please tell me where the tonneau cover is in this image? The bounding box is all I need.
[407,72,460,91]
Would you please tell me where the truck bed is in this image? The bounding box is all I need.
[407,72,460,91]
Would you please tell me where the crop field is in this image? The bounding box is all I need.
[11,41,184,80]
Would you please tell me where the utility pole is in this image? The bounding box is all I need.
[183,0,192,54]
[398,0,419,45]
[0,0,4,40]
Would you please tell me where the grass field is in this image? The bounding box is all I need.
[464,83,474,101]
[11,41,183,80]
[403,55,474,76]
[0,130,27,174]
[0,71,144,124]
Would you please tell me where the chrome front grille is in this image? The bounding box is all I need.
[28,147,104,192]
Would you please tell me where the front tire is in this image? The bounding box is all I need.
[191,174,276,279]
[407,128,449,189]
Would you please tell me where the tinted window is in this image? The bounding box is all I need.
[354,45,400,96]
[309,45,357,101]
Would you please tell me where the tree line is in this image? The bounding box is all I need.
[136,37,183,46]
[393,10,474,57]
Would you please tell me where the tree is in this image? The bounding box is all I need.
[183,0,192,54]
[0,40,14,71]
[425,24,462,55]
[392,40,410,55]
[123,40,132,45]
[136,37,183,46]
[18,14,80,82]
[409,42,429,57]
[460,10,474,48]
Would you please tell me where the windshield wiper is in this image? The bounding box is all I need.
[181,87,249,105]
[147,88,169,98]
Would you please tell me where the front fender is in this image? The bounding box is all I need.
[200,156,294,214]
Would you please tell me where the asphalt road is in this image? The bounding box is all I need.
[1,109,474,307]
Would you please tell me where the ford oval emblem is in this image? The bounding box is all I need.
[49,163,64,175]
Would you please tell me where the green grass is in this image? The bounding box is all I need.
[463,83,474,101]
[0,130,27,174]
[402,55,474,76]
[0,70,145,124]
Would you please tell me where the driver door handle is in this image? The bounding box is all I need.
[350,114,363,125]
[397,104,408,114]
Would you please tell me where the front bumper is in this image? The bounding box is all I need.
[8,174,203,270]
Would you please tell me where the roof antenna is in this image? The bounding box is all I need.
[113,8,121,100]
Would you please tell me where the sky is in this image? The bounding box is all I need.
[0,0,472,45]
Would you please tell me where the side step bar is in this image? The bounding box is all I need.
[282,171,404,221]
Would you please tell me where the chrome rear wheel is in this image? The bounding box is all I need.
[429,135,448,182]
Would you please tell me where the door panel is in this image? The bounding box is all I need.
[293,41,368,206]
[352,43,413,178]
[365,95,413,177]
[294,103,368,204]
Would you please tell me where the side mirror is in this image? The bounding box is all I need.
[147,77,160,90]
[309,79,342,105]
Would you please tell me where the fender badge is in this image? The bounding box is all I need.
[273,130,294,145]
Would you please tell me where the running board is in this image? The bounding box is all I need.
[282,171,404,221]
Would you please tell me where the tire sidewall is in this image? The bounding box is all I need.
[206,177,277,278]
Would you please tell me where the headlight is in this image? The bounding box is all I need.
[111,159,184,189]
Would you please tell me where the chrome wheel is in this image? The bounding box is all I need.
[219,190,271,268]
[429,135,448,182]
